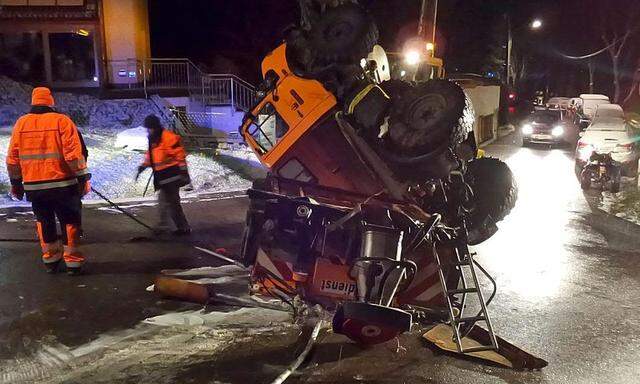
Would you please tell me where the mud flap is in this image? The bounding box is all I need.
[424,324,548,370]
[333,302,412,345]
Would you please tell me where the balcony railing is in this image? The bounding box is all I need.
[104,58,256,113]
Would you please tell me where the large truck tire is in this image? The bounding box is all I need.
[376,80,472,181]
[465,157,518,245]
[389,80,471,156]
[307,3,378,66]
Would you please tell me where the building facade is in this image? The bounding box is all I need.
[0,0,150,88]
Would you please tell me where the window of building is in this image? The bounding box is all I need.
[248,103,289,154]
[0,32,45,82]
[49,32,95,82]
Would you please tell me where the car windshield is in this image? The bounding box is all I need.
[595,108,623,119]
[583,100,609,113]
[531,111,560,124]
[587,121,627,132]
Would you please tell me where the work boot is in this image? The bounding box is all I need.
[44,260,61,274]
[66,267,82,276]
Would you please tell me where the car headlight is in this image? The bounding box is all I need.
[552,126,564,137]
[522,124,533,135]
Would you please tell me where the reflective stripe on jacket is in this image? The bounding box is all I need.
[143,130,189,189]
[6,110,88,192]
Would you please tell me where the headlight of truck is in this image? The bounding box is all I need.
[522,124,533,135]
[552,126,564,137]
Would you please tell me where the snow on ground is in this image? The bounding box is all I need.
[0,76,263,208]
[597,186,640,226]
[0,126,260,208]
[0,76,157,135]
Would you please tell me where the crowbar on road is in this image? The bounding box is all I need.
[91,187,154,231]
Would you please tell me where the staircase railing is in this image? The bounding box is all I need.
[104,58,256,113]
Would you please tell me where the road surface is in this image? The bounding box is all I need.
[1,134,639,383]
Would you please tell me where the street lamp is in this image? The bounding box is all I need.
[531,19,543,29]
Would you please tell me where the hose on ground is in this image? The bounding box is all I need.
[270,319,325,384]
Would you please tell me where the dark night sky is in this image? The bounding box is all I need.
[148,0,640,98]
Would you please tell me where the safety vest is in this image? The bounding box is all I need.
[143,130,190,189]
[6,110,89,192]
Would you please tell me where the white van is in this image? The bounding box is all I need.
[579,94,610,119]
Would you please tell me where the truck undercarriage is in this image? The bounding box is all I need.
[238,1,545,369]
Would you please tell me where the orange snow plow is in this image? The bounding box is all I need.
[237,1,546,369]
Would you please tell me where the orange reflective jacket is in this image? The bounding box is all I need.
[6,109,89,192]
[143,130,189,189]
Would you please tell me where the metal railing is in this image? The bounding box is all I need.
[104,58,256,113]
[201,74,256,112]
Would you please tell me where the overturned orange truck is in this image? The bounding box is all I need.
[238,2,545,369]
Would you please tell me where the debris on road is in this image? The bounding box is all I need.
[423,324,548,370]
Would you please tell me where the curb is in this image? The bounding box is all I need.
[0,189,248,214]
[497,124,516,139]
[585,200,640,245]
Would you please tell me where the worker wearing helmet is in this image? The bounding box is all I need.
[6,87,91,275]
[136,114,191,235]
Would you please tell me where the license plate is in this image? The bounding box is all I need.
[532,134,552,140]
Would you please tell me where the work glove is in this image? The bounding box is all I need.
[10,183,24,201]
[135,166,147,181]
[77,173,92,197]
[79,179,91,197]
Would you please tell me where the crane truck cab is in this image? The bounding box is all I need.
[240,43,388,198]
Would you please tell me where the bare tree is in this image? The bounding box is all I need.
[623,58,640,106]
[510,50,527,87]
[600,3,640,103]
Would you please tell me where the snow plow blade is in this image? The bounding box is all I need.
[424,324,548,370]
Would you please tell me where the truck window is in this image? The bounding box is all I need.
[248,103,290,153]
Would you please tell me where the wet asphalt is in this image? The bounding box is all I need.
[1,134,639,383]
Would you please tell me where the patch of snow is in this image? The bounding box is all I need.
[1,129,252,208]
[161,265,247,278]
[0,76,257,208]
[0,76,157,135]
[114,126,148,151]
[597,189,640,226]
[143,307,291,328]
[97,202,157,214]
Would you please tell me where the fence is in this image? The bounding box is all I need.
[104,58,256,113]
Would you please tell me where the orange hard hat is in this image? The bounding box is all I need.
[31,87,55,106]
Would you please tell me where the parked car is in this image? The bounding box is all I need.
[546,97,570,110]
[521,108,571,146]
[593,103,624,120]
[580,94,611,119]
[575,94,611,130]
[575,104,640,177]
